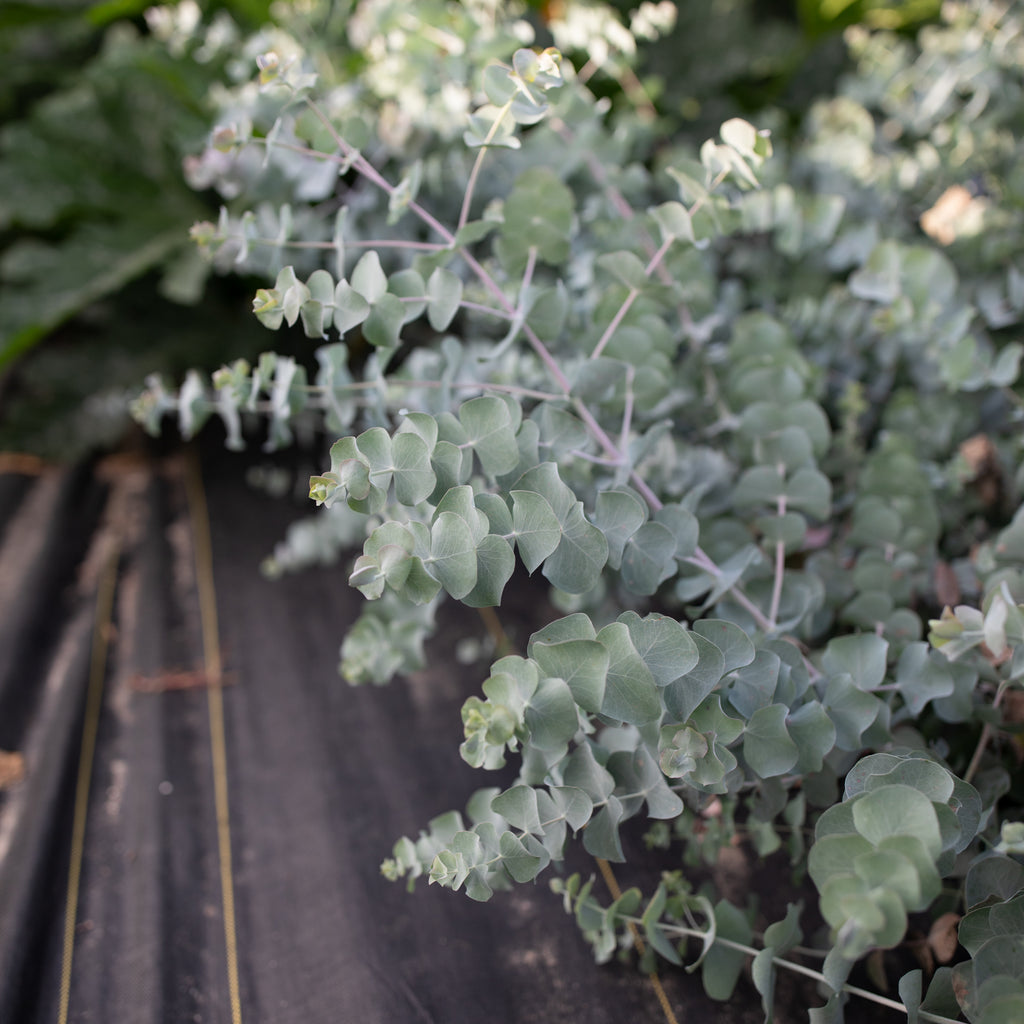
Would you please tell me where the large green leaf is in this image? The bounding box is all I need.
[595,622,661,726]
[593,488,648,570]
[582,796,625,861]
[499,830,545,883]
[664,632,725,723]
[895,643,956,715]
[619,611,699,686]
[351,250,388,301]
[531,637,609,714]
[459,395,521,476]
[607,744,684,819]
[495,166,574,273]
[524,676,579,753]
[363,292,405,349]
[743,704,799,777]
[511,489,561,573]
[542,502,609,595]
[701,899,752,1001]
[621,521,678,595]
[822,634,889,691]
[429,511,478,599]
[786,701,836,774]
[692,620,756,674]
[462,534,515,608]
[391,431,436,505]
[822,674,883,750]
[426,266,462,330]
[851,785,942,860]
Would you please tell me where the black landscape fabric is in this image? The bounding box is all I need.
[0,445,827,1024]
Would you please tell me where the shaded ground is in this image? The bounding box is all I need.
[0,443,907,1023]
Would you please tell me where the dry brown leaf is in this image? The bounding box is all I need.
[0,452,47,475]
[959,434,1003,509]
[1003,690,1024,725]
[921,185,987,245]
[866,948,889,993]
[934,561,961,608]
[960,434,997,475]
[0,750,26,789]
[130,670,234,693]
[909,937,934,975]
[927,912,961,964]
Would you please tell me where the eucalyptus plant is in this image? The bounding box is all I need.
[135,2,1024,1021]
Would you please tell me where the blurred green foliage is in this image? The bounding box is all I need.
[0,0,276,455]
[797,0,941,36]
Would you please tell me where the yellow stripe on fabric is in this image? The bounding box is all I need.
[58,546,120,1024]
[596,858,681,1024]
[183,447,242,1024]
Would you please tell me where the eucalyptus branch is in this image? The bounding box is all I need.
[202,375,563,416]
[133,15,1024,1023]
[338,165,778,642]
[315,377,560,404]
[291,94,726,561]
[301,96,457,246]
[581,899,962,1024]
[296,95,576,397]
[462,251,574,395]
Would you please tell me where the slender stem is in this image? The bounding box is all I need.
[590,285,639,361]
[395,294,514,322]
[602,908,963,1024]
[341,238,446,252]
[553,116,680,315]
[458,101,513,231]
[620,364,635,459]
[396,10,464,54]
[615,63,658,121]
[965,679,1008,783]
[644,235,675,277]
[571,45,656,121]
[569,450,623,467]
[460,299,514,320]
[590,234,674,360]
[727,585,775,633]
[303,97,458,246]
[260,376,562,405]
[468,255,574,395]
[237,235,445,253]
[768,490,787,630]
[518,246,538,320]
[575,57,599,85]
[682,548,774,632]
